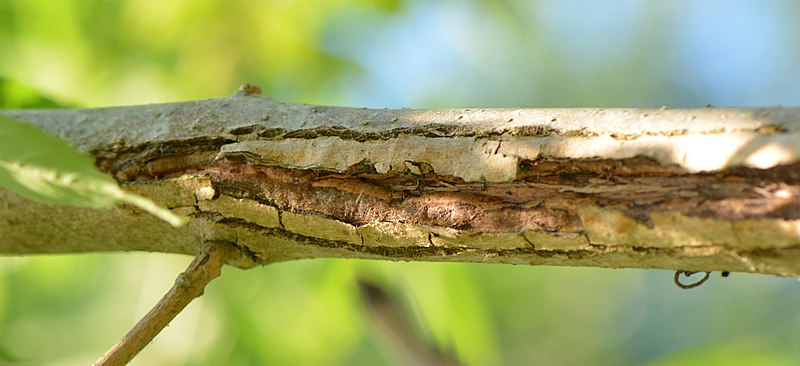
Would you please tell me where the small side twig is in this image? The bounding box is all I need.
[94,241,238,366]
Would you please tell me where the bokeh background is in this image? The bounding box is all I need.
[2,0,800,365]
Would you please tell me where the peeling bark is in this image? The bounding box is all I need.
[1,93,799,276]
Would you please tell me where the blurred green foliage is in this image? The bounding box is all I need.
[0,77,71,108]
[2,1,800,365]
[0,0,402,106]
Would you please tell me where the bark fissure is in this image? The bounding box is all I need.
[179,214,800,277]
[206,216,776,262]
[201,159,799,229]
[94,136,232,181]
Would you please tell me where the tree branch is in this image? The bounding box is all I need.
[1,92,798,276]
[93,241,238,366]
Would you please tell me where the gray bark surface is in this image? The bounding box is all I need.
[2,92,799,276]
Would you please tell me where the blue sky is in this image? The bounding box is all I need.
[325,0,800,108]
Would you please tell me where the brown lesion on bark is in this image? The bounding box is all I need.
[202,158,570,234]
[255,123,590,141]
[518,157,800,221]
[78,125,800,276]
[98,136,800,239]
[93,137,230,181]
[199,156,798,232]
[2,98,800,277]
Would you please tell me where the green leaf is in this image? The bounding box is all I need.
[0,115,186,227]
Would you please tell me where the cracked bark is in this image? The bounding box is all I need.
[1,91,799,276]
